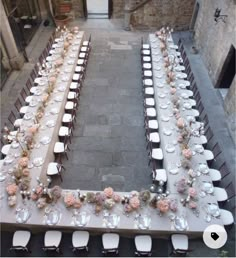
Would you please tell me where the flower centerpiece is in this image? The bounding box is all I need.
[86,187,121,214]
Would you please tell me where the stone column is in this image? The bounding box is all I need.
[0,1,25,70]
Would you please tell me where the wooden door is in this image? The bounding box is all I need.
[108,0,113,19]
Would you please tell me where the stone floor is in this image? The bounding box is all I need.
[0,19,235,257]
[51,20,151,191]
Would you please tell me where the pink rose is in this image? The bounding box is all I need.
[36,186,43,195]
[124,204,132,213]
[104,187,114,198]
[129,197,140,209]
[189,201,197,209]
[170,199,178,212]
[188,187,197,198]
[31,193,38,201]
[64,42,69,49]
[28,125,38,135]
[6,184,18,195]
[113,194,121,203]
[155,31,161,36]
[157,199,169,213]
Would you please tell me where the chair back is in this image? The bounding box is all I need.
[212,143,222,160]
[8,111,16,126]
[219,162,230,179]
[202,114,209,128]
[205,126,214,142]
[225,182,235,200]
[26,79,32,91]
[14,98,22,113]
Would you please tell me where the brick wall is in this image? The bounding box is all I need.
[130,0,195,30]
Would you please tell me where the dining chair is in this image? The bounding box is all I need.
[212,143,222,161]
[70,82,81,94]
[10,231,31,253]
[202,114,209,128]
[143,79,153,87]
[38,54,44,65]
[148,142,163,167]
[30,69,37,82]
[72,231,89,253]
[59,122,73,143]
[144,97,155,107]
[14,98,29,116]
[62,111,76,128]
[54,136,70,163]
[143,70,153,80]
[102,233,120,256]
[144,87,154,97]
[177,38,182,48]
[47,162,66,182]
[65,101,77,113]
[8,111,22,129]
[214,182,235,203]
[181,50,187,62]
[145,118,159,131]
[20,87,28,104]
[205,126,214,143]
[170,234,191,256]
[145,108,157,118]
[142,63,152,71]
[152,169,167,184]
[25,79,33,92]
[143,56,151,63]
[218,162,230,180]
[188,72,195,85]
[67,91,79,107]
[146,130,160,148]
[134,235,152,256]
[83,34,91,48]
[1,143,11,157]
[220,206,235,226]
[43,231,62,253]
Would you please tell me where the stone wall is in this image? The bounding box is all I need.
[194,0,236,138]
[72,0,84,18]
[112,0,125,18]
[194,0,236,85]
[130,0,195,30]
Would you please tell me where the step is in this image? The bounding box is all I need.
[87,13,108,19]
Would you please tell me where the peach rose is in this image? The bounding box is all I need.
[49,76,56,84]
[104,187,114,198]
[157,199,169,213]
[64,41,69,49]
[8,195,17,207]
[177,117,185,129]
[22,168,30,177]
[18,157,29,168]
[6,184,18,195]
[28,124,38,135]
[64,193,76,207]
[188,187,197,198]
[189,201,197,209]
[129,197,140,209]
[182,149,193,160]
[170,87,176,95]
[73,200,82,209]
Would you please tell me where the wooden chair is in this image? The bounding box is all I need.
[205,126,214,143]
[197,101,205,117]
[202,114,209,128]
[212,143,222,160]
[30,69,37,82]
[14,98,22,113]
[25,79,32,91]
[219,162,230,180]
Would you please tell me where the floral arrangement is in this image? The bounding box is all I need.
[176,117,185,129]
[182,148,193,160]
[85,187,121,214]
[121,191,142,213]
[6,183,18,207]
[36,106,44,121]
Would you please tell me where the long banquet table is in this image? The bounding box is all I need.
[0,32,223,236]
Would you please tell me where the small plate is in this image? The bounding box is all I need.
[54,96,63,102]
[50,108,59,115]
[157,84,164,88]
[62,76,69,82]
[158,93,166,98]
[194,144,204,154]
[24,113,33,120]
[198,163,209,174]
[165,144,175,153]
[33,157,44,167]
[168,167,179,175]
[40,136,51,145]
[202,182,214,194]
[4,156,14,164]
[181,93,189,99]
[183,103,192,109]
[160,104,168,109]
[67,60,74,65]
[163,129,172,136]
[58,86,66,92]
[161,116,170,122]
[46,120,55,128]
[0,173,6,182]
[29,100,38,107]
[34,89,43,96]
